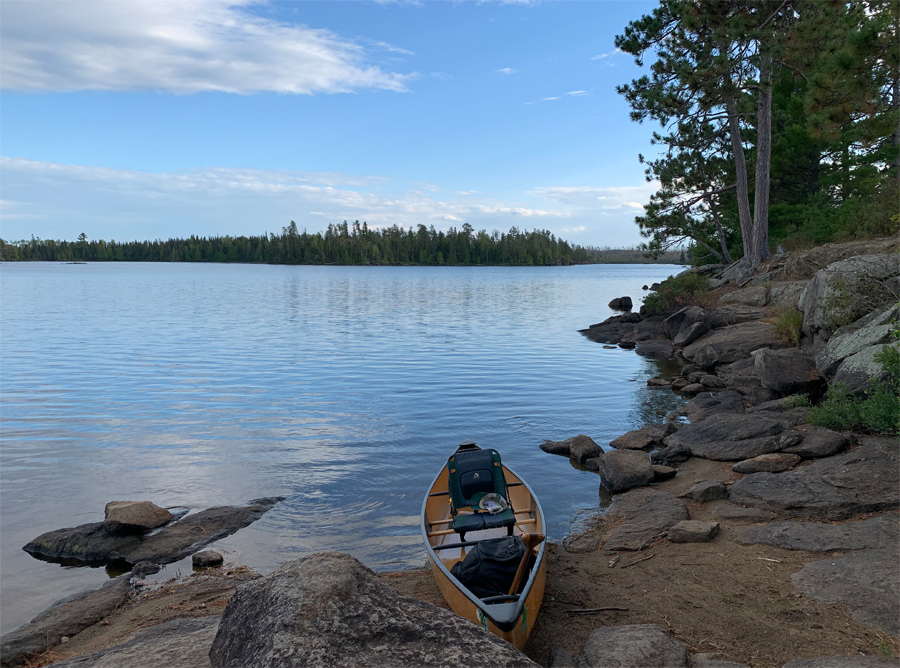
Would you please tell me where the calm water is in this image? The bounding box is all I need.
[0,261,684,633]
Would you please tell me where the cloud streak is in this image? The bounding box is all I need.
[0,0,412,94]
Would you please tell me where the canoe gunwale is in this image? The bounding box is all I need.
[420,459,546,633]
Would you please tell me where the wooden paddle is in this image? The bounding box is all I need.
[508,533,545,595]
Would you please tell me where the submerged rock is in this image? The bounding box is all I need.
[208,552,538,668]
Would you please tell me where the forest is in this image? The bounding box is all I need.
[0,223,684,266]
[616,0,898,266]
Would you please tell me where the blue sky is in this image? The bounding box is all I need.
[0,0,661,247]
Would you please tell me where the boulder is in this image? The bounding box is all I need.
[735,513,899,552]
[0,576,131,667]
[718,286,769,307]
[610,423,675,451]
[673,320,711,347]
[782,426,851,458]
[731,453,801,474]
[683,322,790,369]
[131,561,162,578]
[666,391,746,423]
[712,503,775,522]
[679,383,705,395]
[576,624,689,668]
[618,341,637,350]
[104,501,173,533]
[707,305,767,329]
[208,552,539,668]
[541,434,603,462]
[609,296,633,310]
[799,253,900,338]
[671,378,691,390]
[698,374,725,389]
[647,377,672,387]
[662,414,801,462]
[679,480,728,502]
[728,437,899,520]
[769,281,808,310]
[595,450,654,493]
[635,340,674,358]
[791,547,899,637]
[717,258,753,285]
[815,305,898,377]
[604,489,689,552]
[46,617,219,668]
[23,498,284,567]
[833,343,899,393]
[663,306,707,340]
[746,398,792,414]
[193,551,224,568]
[668,520,719,543]
[650,282,661,290]
[753,348,824,396]
[651,465,678,482]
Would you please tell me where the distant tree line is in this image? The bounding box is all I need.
[0,223,684,266]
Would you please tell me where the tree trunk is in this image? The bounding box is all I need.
[708,198,735,264]
[725,96,754,260]
[751,49,773,267]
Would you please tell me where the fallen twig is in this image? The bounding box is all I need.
[566,607,629,615]
[621,553,655,569]
[757,557,781,563]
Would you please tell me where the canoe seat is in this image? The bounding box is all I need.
[447,446,516,540]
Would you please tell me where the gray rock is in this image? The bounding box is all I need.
[679,383,705,394]
[816,318,896,378]
[563,508,602,554]
[666,391,746,423]
[610,431,654,451]
[735,513,899,552]
[23,498,284,567]
[46,617,218,668]
[668,520,719,543]
[131,561,162,578]
[0,576,131,666]
[104,501,173,534]
[791,547,899,637]
[732,453,801,474]
[663,414,801,462]
[799,253,900,338]
[754,348,824,396]
[746,398,792,413]
[712,503,776,522]
[671,378,691,390]
[576,624,689,668]
[833,343,899,393]
[769,281,808,310]
[679,480,728,502]
[605,489,689,552]
[648,377,672,387]
[619,341,637,349]
[782,657,900,668]
[596,450,654,493]
[782,427,851,458]
[663,306,707,340]
[635,340,674,358]
[541,437,575,456]
[651,465,678,482]
[193,551,224,568]
[718,286,769,307]
[674,320,711,347]
[729,437,899,520]
[609,296,633,310]
[683,322,790,368]
[708,305,767,329]
[698,374,726,389]
[208,552,538,668]
[717,258,753,285]
[541,434,601,464]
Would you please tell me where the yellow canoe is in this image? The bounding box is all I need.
[420,442,546,650]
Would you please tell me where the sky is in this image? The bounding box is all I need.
[0,0,662,248]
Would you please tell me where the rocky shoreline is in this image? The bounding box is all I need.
[2,238,897,667]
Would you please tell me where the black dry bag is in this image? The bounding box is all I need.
[450,536,527,599]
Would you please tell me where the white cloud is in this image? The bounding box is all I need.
[0,0,412,94]
[565,90,587,97]
[495,67,518,75]
[526,91,587,104]
[591,48,623,61]
[561,225,587,233]
[0,157,578,241]
[529,184,658,212]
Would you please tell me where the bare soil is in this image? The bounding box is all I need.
[28,459,899,667]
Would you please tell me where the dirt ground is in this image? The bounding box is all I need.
[29,458,899,667]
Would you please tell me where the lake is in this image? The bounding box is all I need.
[0,261,684,633]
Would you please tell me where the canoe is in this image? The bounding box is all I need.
[420,441,546,650]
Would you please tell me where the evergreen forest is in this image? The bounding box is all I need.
[0,223,683,266]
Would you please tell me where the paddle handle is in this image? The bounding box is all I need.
[508,533,545,595]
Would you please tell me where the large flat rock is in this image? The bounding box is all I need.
[604,489,689,552]
[47,617,218,668]
[791,547,899,637]
[660,414,801,462]
[729,438,899,520]
[0,576,131,667]
[665,390,746,424]
[24,497,284,567]
[683,322,789,369]
[209,552,538,668]
[576,624,689,668]
[735,513,899,552]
